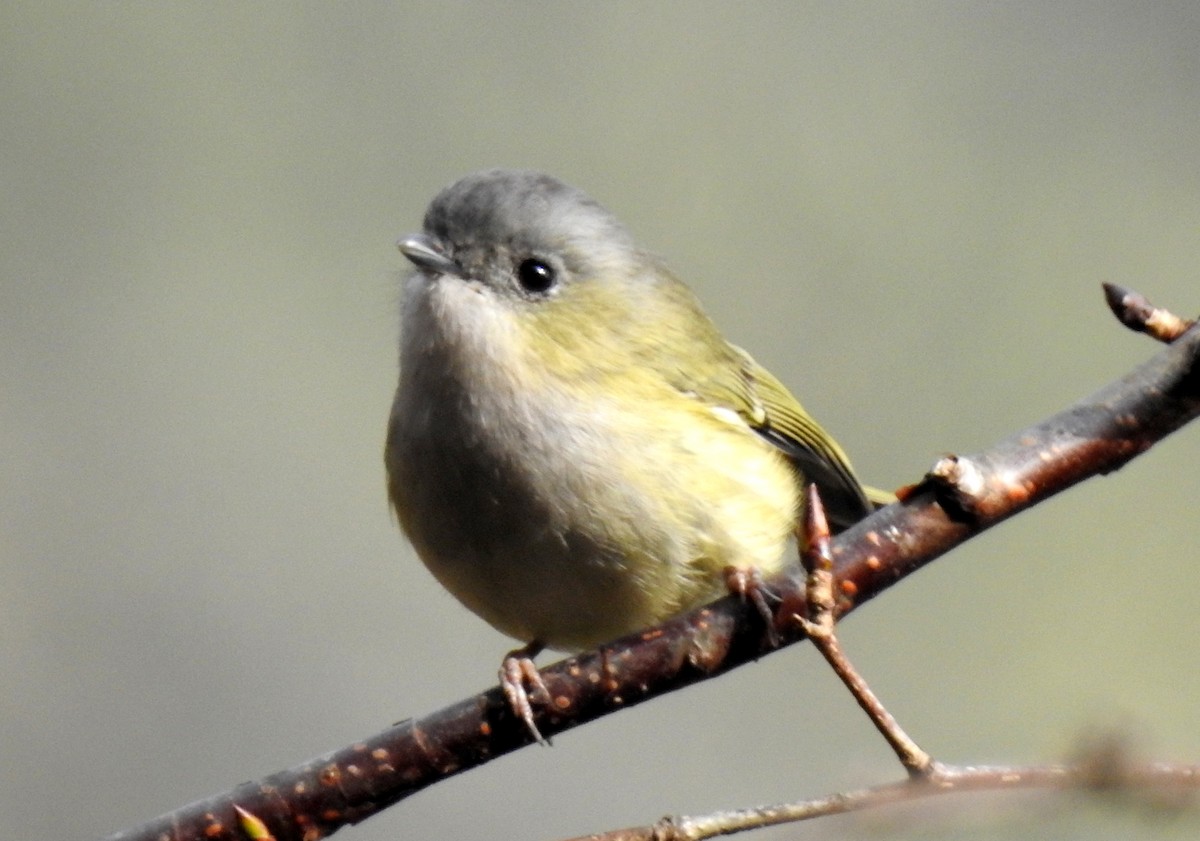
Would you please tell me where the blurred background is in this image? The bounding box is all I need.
[3,4,1198,840]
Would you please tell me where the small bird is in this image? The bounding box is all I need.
[386,169,888,737]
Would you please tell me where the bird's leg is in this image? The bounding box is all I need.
[499,640,552,745]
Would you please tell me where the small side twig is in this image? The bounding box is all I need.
[793,485,937,778]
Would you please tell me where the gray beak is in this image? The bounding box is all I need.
[398,233,462,277]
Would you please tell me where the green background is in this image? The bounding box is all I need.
[3,4,1198,840]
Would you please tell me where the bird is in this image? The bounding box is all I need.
[385,168,890,739]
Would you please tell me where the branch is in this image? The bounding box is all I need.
[568,746,1200,841]
[101,288,1200,841]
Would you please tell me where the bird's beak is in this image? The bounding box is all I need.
[398,233,462,277]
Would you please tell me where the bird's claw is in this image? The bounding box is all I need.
[500,642,551,744]
[724,566,781,646]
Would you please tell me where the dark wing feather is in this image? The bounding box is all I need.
[731,347,874,532]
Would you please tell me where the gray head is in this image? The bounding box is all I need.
[399,169,640,301]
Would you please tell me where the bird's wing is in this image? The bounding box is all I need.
[727,345,877,531]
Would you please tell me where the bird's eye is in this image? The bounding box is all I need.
[516,258,557,294]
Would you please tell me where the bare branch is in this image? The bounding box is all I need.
[101,290,1200,841]
[568,748,1200,841]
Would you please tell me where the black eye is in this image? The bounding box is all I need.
[516,258,556,294]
